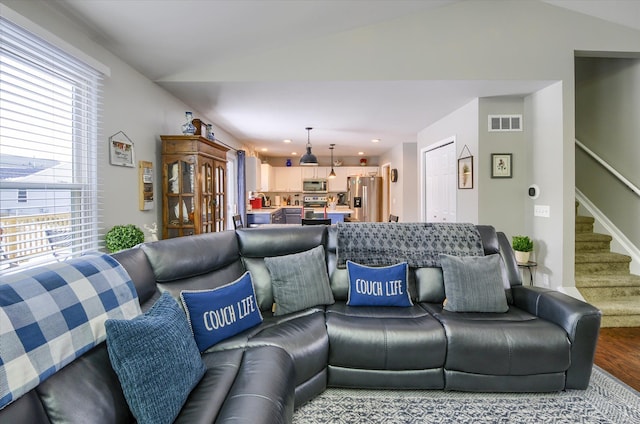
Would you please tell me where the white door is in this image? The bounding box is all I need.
[424,140,456,223]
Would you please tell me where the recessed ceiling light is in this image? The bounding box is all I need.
[283,139,292,143]
[292,152,297,156]
[261,148,268,152]
[371,139,380,143]
[358,151,364,155]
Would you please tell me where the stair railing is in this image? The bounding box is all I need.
[575,139,640,198]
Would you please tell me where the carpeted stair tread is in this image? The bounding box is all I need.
[575,252,631,264]
[575,233,612,243]
[588,296,640,316]
[576,274,640,288]
[576,216,594,224]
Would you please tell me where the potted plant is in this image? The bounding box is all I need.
[105,224,145,253]
[512,235,533,264]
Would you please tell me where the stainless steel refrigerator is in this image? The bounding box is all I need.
[347,176,382,222]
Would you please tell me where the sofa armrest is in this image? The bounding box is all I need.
[512,286,601,389]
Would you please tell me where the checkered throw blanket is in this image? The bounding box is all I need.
[336,222,484,268]
[0,253,141,409]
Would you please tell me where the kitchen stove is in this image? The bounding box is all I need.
[303,195,327,208]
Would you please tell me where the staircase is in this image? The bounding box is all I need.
[575,209,640,327]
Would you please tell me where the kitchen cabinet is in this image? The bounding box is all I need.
[161,135,228,239]
[273,167,302,192]
[285,208,302,224]
[260,163,274,191]
[301,167,328,180]
[246,157,261,192]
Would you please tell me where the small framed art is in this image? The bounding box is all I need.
[491,153,512,178]
[457,156,473,189]
[109,131,135,167]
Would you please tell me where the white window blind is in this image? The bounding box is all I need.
[0,16,103,271]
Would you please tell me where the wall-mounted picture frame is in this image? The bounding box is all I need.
[109,131,135,167]
[457,156,473,189]
[491,153,512,178]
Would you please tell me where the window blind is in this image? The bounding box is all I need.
[0,16,103,271]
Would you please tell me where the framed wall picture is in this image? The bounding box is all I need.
[457,156,473,189]
[491,153,512,178]
[109,131,135,167]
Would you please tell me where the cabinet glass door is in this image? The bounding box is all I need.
[200,159,214,233]
[166,158,195,237]
[214,160,226,232]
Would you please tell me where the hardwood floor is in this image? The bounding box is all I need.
[594,327,640,391]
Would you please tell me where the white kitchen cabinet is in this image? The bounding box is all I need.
[328,167,350,192]
[273,167,302,192]
[301,167,328,179]
[260,163,274,191]
[246,157,261,192]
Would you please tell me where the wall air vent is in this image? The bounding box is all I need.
[488,115,523,132]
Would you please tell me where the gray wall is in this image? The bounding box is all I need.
[575,57,640,248]
[477,97,527,240]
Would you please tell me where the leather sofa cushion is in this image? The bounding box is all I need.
[326,302,446,370]
[142,231,241,283]
[35,344,132,424]
[248,309,329,387]
[427,304,571,376]
[212,346,295,424]
[174,349,244,423]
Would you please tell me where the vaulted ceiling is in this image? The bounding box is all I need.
[51,0,640,157]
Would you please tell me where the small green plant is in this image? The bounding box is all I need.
[512,235,533,252]
[105,224,145,252]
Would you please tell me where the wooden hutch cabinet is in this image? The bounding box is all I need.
[160,135,228,239]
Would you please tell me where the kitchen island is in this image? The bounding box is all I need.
[247,206,353,226]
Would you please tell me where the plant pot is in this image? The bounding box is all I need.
[515,250,530,264]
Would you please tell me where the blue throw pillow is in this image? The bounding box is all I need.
[346,261,413,307]
[180,271,263,351]
[105,292,206,424]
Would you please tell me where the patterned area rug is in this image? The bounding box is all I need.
[293,367,640,423]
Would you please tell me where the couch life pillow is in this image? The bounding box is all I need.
[105,292,206,424]
[346,261,413,307]
[264,245,335,316]
[180,271,263,351]
[440,254,509,313]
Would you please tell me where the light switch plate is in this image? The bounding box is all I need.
[534,204,550,218]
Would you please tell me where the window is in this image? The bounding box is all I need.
[0,16,103,271]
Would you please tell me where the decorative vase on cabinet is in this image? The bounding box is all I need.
[161,135,228,238]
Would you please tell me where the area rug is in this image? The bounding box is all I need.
[293,367,640,423]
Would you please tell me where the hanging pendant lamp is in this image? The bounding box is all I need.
[328,144,337,178]
[299,127,318,166]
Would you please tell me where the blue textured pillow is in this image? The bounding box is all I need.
[105,292,206,424]
[180,272,263,351]
[346,261,413,307]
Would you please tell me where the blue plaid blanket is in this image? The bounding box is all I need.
[0,253,141,409]
[336,222,484,268]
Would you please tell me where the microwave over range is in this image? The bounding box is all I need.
[303,178,328,193]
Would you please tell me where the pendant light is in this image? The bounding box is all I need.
[328,144,337,178]
[299,127,318,166]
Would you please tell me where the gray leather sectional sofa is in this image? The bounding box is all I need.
[0,224,601,423]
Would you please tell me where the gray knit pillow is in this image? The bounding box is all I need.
[440,254,509,313]
[264,245,335,316]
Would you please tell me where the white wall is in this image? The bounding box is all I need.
[1,0,244,241]
[418,99,479,224]
[525,82,567,289]
[379,142,418,222]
